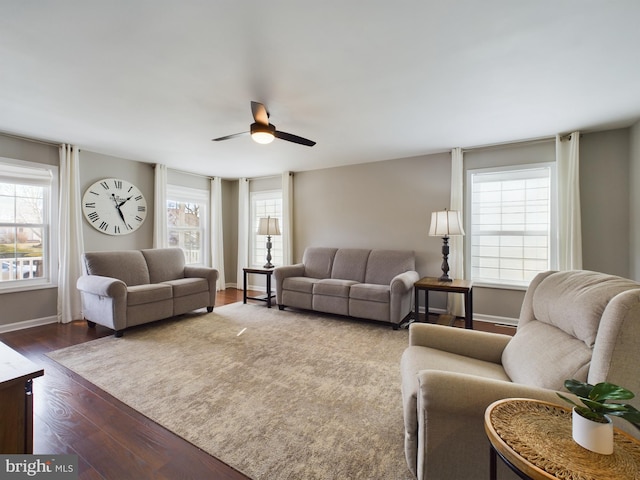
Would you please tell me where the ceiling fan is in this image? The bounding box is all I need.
[212,101,316,147]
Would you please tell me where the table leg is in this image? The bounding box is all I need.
[414,286,419,321]
[490,446,497,480]
[425,290,429,322]
[465,289,473,329]
[266,273,272,308]
[243,270,248,304]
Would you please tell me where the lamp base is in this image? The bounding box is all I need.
[439,236,452,282]
[264,262,274,269]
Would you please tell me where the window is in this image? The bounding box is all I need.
[167,185,209,265]
[251,190,283,267]
[467,163,556,288]
[0,157,58,291]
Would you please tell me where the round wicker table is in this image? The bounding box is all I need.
[484,398,640,480]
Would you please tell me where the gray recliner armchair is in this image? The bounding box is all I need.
[401,270,640,480]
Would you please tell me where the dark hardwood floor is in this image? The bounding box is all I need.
[0,290,515,479]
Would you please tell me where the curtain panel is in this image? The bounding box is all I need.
[556,132,582,270]
[57,144,84,323]
[153,164,168,248]
[448,147,465,317]
[210,177,226,290]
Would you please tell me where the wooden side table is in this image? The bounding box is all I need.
[0,342,44,454]
[484,398,640,480]
[414,277,473,329]
[243,267,275,308]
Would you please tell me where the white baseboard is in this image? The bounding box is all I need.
[0,315,58,333]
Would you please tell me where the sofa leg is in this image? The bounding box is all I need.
[115,330,124,338]
[86,320,96,328]
[207,306,213,312]
[278,304,285,311]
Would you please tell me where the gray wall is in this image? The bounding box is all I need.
[1,121,639,329]
[580,129,630,277]
[630,121,640,280]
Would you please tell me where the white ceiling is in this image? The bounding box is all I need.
[1,1,639,178]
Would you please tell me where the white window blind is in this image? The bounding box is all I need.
[468,164,555,287]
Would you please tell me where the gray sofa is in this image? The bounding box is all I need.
[77,248,218,337]
[274,247,419,328]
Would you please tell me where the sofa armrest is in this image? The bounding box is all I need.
[274,263,305,305]
[184,265,219,283]
[274,263,305,282]
[391,270,420,293]
[76,274,127,298]
[184,266,218,305]
[409,323,511,363]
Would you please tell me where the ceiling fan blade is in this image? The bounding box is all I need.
[275,130,316,147]
[251,101,270,125]
[212,131,249,142]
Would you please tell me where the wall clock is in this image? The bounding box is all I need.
[82,178,147,235]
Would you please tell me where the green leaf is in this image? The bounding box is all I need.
[564,379,594,398]
[590,382,634,402]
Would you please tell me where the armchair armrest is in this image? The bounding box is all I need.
[76,274,127,298]
[391,270,420,293]
[409,323,511,364]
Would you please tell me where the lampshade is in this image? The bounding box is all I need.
[250,122,275,144]
[428,209,465,237]
[257,216,281,236]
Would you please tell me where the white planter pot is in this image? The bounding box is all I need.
[572,408,614,455]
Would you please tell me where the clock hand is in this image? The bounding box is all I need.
[111,194,127,225]
[118,196,133,207]
[116,205,126,224]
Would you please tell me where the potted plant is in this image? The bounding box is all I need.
[558,379,640,454]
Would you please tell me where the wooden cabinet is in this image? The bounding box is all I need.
[0,341,44,453]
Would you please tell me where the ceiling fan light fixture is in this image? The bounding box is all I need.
[250,122,276,144]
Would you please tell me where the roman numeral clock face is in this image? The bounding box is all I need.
[82,178,147,235]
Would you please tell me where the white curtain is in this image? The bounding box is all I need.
[448,147,465,317]
[57,144,84,323]
[556,132,582,270]
[282,171,294,265]
[153,164,168,248]
[210,177,226,290]
[237,178,250,287]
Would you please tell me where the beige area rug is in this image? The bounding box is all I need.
[48,303,413,480]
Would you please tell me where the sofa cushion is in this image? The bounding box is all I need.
[141,248,186,283]
[163,277,209,298]
[283,276,319,294]
[302,247,337,279]
[364,250,415,285]
[349,283,390,303]
[83,250,150,286]
[127,283,173,307]
[313,278,358,297]
[330,249,370,282]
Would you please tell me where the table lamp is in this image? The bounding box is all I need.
[257,216,281,268]
[428,209,464,281]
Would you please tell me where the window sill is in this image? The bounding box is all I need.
[0,281,57,294]
[472,281,528,292]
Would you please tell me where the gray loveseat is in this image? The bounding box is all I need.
[274,247,418,328]
[77,248,218,337]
